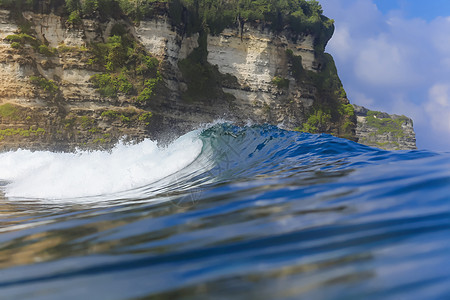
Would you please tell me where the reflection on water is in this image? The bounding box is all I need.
[0,125,450,299]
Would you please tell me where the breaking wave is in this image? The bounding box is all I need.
[1,124,450,299]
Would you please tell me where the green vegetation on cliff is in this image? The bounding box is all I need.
[300,108,331,133]
[5,19,58,58]
[272,76,290,89]
[0,127,45,142]
[30,76,59,95]
[286,49,355,137]
[366,111,409,138]
[168,0,334,52]
[87,25,162,104]
[0,103,23,120]
[101,109,153,125]
[5,33,37,46]
[1,0,333,51]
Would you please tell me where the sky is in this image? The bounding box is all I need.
[320,0,450,151]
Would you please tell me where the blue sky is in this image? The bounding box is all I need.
[320,0,450,151]
[375,0,450,21]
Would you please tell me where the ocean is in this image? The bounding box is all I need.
[0,124,449,299]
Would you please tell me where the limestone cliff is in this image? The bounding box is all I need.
[0,9,152,151]
[0,1,416,151]
[353,105,416,150]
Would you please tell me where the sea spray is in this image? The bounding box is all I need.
[0,131,203,199]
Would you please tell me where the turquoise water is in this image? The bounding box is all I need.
[0,124,449,299]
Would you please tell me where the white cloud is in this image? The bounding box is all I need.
[329,26,352,61]
[389,95,426,128]
[354,35,417,86]
[320,0,450,150]
[347,89,374,107]
[430,17,450,55]
[426,84,450,133]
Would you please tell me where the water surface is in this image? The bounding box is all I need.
[1,124,449,299]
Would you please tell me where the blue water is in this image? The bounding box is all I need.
[0,124,449,299]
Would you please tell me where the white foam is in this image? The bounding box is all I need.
[0,131,203,199]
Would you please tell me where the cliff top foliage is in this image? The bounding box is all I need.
[170,0,333,35]
[0,0,333,51]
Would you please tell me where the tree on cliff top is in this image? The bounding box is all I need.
[0,0,333,52]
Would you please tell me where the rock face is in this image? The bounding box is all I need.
[354,105,416,150]
[134,18,350,140]
[205,26,317,128]
[0,10,157,151]
[0,6,416,151]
